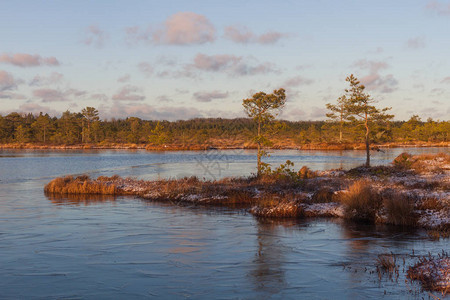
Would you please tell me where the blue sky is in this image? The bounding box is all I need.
[1,0,449,121]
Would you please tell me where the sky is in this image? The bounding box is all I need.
[0,0,449,121]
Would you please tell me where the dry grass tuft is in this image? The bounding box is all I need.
[298,166,316,179]
[383,192,417,227]
[44,175,116,195]
[338,180,381,223]
[376,253,399,281]
[310,187,335,203]
[224,190,256,205]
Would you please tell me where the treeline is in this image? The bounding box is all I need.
[0,109,448,146]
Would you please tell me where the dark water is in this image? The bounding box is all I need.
[0,148,449,299]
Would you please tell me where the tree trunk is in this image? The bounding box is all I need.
[365,114,370,167]
[257,120,261,176]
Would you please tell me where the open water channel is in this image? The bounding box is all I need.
[0,148,449,299]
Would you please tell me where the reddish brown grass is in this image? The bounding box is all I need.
[338,180,382,223]
[44,175,116,195]
[383,192,417,227]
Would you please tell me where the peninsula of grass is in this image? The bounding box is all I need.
[45,153,450,231]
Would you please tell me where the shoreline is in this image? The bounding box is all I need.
[1,141,449,151]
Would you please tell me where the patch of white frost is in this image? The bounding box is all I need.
[302,202,345,217]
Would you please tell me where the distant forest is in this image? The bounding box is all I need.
[0,109,448,147]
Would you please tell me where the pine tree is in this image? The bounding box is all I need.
[342,75,393,167]
[242,88,286,176]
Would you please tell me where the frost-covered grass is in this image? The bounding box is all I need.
[407,251,449,295]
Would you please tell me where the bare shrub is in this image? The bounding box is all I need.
[338,180,381,223]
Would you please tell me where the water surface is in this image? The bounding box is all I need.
[0,148,449,299]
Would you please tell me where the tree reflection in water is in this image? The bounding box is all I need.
[250,219,302,295]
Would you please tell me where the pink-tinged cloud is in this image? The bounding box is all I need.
[0,70,19,91]
[426,1,450,15]
[154,12,216,45]
[111,85,145,101]
[17,103,60,116]
[279,106,307,120]
[193,90,229,102]
[406,37,426,49]
[191,53,278,76]
[0,53,59,67]
[353,59,398,93]
[137,62,153,77]
[29,72,64,86]
[441,76,450,84]
[33,89,65,102]
[33,88,87,102]
[127,12,216,45]
[0,91,26,99]
[193,54,240,71]
[107,102,202,120]
[353,59,389,73]
[224,25,286,44]
[283,76,314,87]
[117,74,131,83]
[83,25,108,48]
[360,73,398,93]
